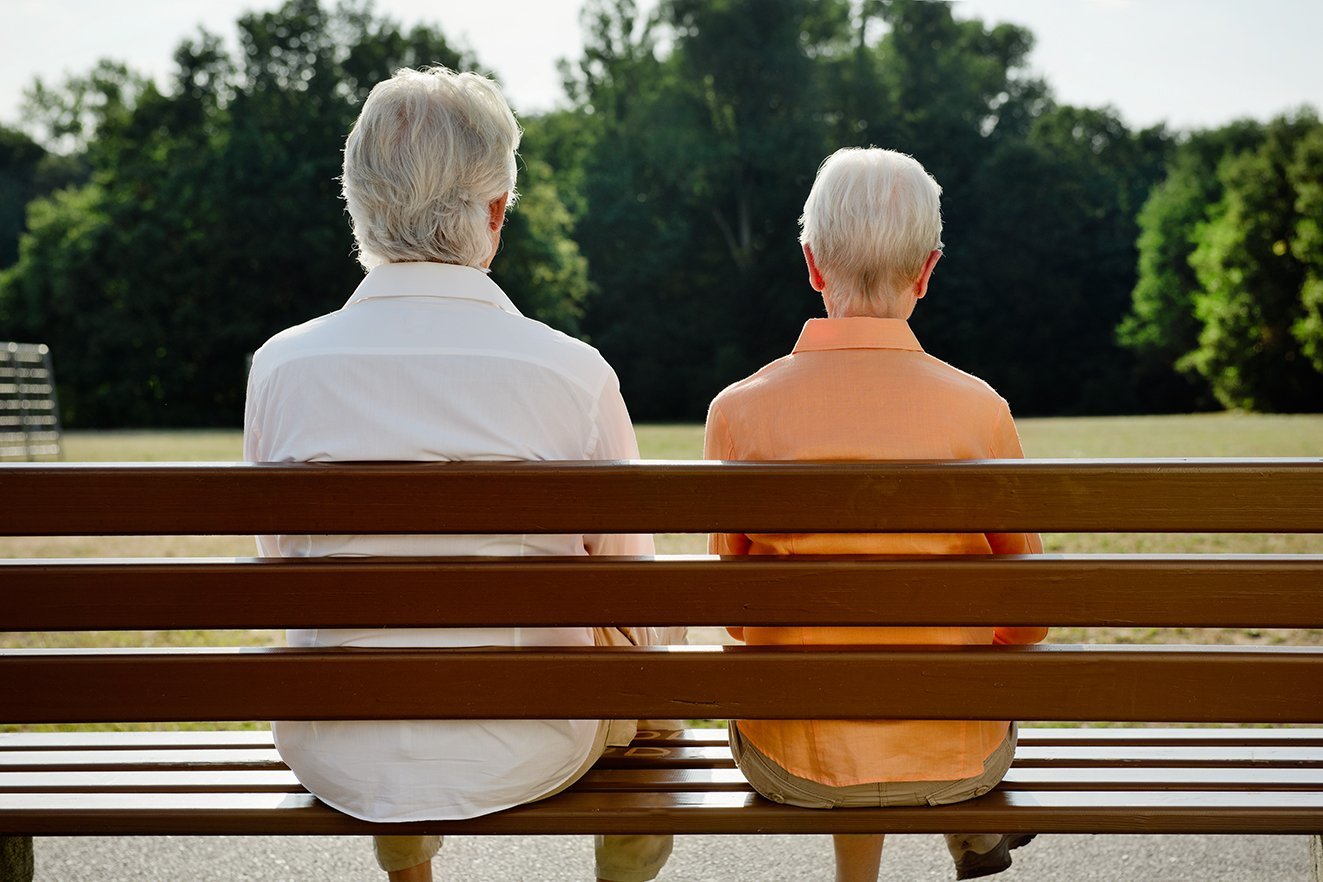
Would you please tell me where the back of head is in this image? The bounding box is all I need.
[342,67,522,270]
[799,148,943,314]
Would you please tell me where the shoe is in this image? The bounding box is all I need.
[953,833,1037,880]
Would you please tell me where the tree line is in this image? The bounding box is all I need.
[0,0,1319,427]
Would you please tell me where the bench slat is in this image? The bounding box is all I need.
[597,745,1323,770]
[5,645,1322,724]
[0,750,285,771]
[0,731,276,751]
[8,727,1322,752]
[4,789,1322,835]
[11,744,1321,774]
[5,460,1321,536]
[7,766,1323,795]
[7,555,1323,629]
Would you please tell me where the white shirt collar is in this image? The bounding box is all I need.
[344,262,523,316]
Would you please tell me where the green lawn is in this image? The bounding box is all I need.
[3,413,1320,731]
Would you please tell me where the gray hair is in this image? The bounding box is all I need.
[342,67,522,269]
[798,148,943,312]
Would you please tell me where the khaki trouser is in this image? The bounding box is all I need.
[375,627,675,881]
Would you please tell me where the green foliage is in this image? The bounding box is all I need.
[1291,126,1323,371]
[493,156,592,334]
[1118,121,1267,410]
[0,127,48,269]
[1183,113,1323,410]
[0,125,86,270]
[561,0,1171,418]
[0,0,586,426]
[2,0,1317,424]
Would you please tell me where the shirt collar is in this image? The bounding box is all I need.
[792,317,923,354]
[344,262,523,316]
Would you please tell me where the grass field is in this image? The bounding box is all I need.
[2,414,1320,731]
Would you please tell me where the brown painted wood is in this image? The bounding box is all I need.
[1013,746,1323,768]
[1016,728,1323,747]
[997,768,1323,791]
[596,746,733,770]
[0,750,284,772]
[3,789,1323,835]
[4,645,1322,724]
[0,732,274,751]
[576,768,1323,793]
[5,459,1322,536]
[0,770,301,793]
[7,742,1321,775]
[6,727,1320,753]
[599,744,1323,772]
[8,766,1322,796]
[7,554,1323,630]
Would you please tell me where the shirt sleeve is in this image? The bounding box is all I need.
[242,367,264,464]
[985,401,1043,556]
[583,371,655,558]
[704,400,750,642]
[987,400,1048,645]
[704,401,751,557]
[242,364,278,558]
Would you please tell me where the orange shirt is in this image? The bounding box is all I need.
[704,317,1046,787]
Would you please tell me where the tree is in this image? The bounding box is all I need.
[1117,121,1265,410]
[1290,125,1323,371]
[0,0,587,426]
[567,0,1034,417]
[1184,113,1323,410]
[0,127,50,270]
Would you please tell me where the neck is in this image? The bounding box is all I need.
[822,292,916,320]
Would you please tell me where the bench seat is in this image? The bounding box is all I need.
[5,728,1323,836]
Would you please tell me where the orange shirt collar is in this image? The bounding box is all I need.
[792,317,923,354]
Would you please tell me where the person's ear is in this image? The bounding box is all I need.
[803,243,825,292]
[914,249,942,301]
[488,193,509,232]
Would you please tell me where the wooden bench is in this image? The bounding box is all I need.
[2,459,1323,881]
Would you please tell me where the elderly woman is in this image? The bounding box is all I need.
[704,148,1047,882]
[244,67,678,882]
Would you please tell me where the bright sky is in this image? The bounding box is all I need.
[3,0,1320,136]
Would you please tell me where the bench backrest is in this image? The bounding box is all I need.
[2,459,1322,726]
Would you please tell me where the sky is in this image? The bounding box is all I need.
[2,0,1321,136]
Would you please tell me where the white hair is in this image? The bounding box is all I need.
[798,147,943,313]
[342,67,522,270]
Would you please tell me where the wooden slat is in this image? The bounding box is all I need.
[1013,746,1323,768]
[1017,728,1323,746]
[0,770,300,793]
[8,766,1321,796]
[576,767,1323,793]
[597,746,733,769]
[3,459,1321,536]
[6,743,1322,774]
[5,727,1319,753]
[998,768,1323,791]
[3,789,1323,835]
[6,554,1323,629]
[0,731,274,751]
[598,744,1323,771]
[0,729,713,752]
[3,645,1322,724]
[0,750,284,771]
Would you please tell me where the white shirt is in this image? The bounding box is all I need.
[243,262,670,822]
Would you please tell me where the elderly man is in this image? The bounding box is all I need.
[244,67,679,882]
[705,147,1046,882]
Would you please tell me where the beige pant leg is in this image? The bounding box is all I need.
[373,834,441,873]
[595,833,675,882]
[592,627,677,882]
